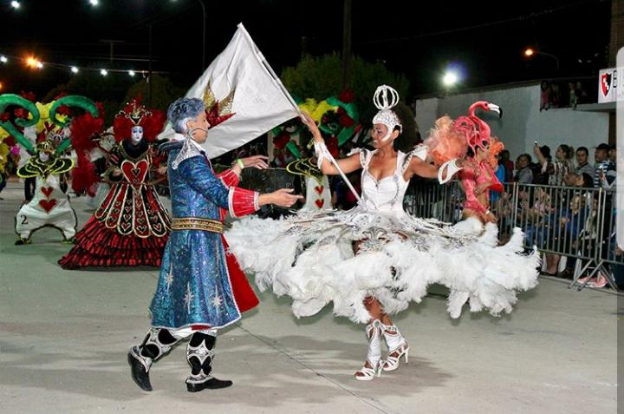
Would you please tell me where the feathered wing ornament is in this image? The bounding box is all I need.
[424,115,468,166]
[70,111,104,153]
[70,107,105,196]
[486,138,504,169]
[203,81,236,128]
[72,152,99,196]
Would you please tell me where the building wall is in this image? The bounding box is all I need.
[415,84,609,162]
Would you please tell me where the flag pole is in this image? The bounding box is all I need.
[318,147,362,202]
[239,23,360,202]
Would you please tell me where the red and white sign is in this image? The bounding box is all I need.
[598,67,623,103]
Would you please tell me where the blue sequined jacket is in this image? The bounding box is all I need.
[149,140,259,329]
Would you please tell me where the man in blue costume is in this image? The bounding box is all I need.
[128,97,301,392]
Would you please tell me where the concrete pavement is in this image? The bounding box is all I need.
[0,181,618,414]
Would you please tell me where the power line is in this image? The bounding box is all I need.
[0,53,169,76]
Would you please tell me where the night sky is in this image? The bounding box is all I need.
[0,0,611,101]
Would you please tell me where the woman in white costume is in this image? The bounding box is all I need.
[226,86,539,381]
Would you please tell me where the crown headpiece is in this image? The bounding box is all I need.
[35,139,55,154]
[113,98,166,143]
[117,100,152,126]
[46,129,65,144]
[372,85,402,133]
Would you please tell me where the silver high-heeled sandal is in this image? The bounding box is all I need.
[381,323,409,372]
[355,320,383,381]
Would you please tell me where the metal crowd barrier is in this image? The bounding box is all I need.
[405,180,622,291]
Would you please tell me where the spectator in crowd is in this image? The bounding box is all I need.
[568,82,578,109]
[575,195,610,288]
[550,83,561,108]
[489,160,507,205]
[515,154,534,184]
[575,147,594,178]
[601,144,617,189]
[521,187,551,250]
[609,144,617,163]
[575,81,588,105]
[540,81,551,111]
[563,171,594,190]
[500,150,514,182]
[554,172,594,278]
[534,143,575,187]
[531,145,551,185]
[594,143,614,188]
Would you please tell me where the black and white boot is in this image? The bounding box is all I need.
[185,331,233,392]
[128,328,180,391]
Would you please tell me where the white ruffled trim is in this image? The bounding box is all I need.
[226,211,540,324]
[227,187,237,218]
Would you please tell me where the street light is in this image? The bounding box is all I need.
[524,47,560,71]
[26,56,42,69]
[89,0,99,6]
[442,71,459,88]
[0,56,7,63]
[128,70,136,77]
[100,69,108,76]
[71,66,79,73]
[10,1,20,9]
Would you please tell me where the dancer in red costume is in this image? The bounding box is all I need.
[426,101,504,227]
[455,102,504,225]
[59,100,170,269]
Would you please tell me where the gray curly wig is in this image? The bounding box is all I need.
[167,97,206,134]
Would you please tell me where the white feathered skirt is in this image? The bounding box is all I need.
[225,207,540,324]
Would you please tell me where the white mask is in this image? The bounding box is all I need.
[131,126,144,144]
[39,152,50,162]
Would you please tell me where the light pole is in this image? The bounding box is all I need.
[524,48,560,71]
[341,0,352,89]
[170,0,206,71]
[197,0,206,71]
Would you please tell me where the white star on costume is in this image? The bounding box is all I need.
[212,295,222,309]
[183,283,194,314]
[165,268,174,293]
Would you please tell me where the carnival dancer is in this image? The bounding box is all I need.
[286,158,333,211]
[425,102,505,231]
[225,86,539,380]
[15,139,77,244]
[127,98,301,392]
[59,100,170,269]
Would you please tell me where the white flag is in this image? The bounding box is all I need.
[158,23,300,159]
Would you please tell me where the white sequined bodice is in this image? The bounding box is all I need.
[359,150,410,212]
